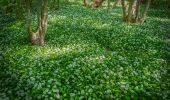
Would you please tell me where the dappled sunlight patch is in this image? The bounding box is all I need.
[147,49,158,55]
[164,39,170,43]
[82,55,106,64]
[110,12,122,17]
[93,22,112,29]
[30,42,96,60]
[145,34,160,42]
[48,15,66,23]
[148,16,170,23]
[48,7,120,31]
[9,21,23,29]
[48,14,110,29]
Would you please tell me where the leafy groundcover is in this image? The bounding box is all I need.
[0,4,170,99]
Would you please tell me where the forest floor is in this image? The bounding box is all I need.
[0,3,170,99]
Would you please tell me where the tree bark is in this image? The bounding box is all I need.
[39,0,48,45]
[16,0,24,20]
[127,0,136,23]
[84,0,88,6]
[93,0,105,8]
[121,0,150,23]
[26,0,48,46]
[121,0,128,21]
[135,0,141,22]
[140,0,151,23]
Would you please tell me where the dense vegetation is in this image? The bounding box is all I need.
[0,0,170,99]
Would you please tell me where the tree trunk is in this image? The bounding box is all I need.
[84,0,88,6]
[39,0,48,45]
[121,0,150,23]
[140,0,151,23]
[121,0,128,21]
[93,0,105,8]
[127,0,136,23]
[135,0,141,22]
[26,0,48,46]
[16,0,24,20]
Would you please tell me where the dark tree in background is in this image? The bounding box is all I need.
[16,0,24,20]
[167,0,170,8]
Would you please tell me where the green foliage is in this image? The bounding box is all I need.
[0,4,170,99]
[0,0,15,5]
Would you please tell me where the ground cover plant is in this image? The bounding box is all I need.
[0,0,170,99]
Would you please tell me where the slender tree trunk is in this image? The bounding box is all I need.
[135,0,141,22]
[121,0,128,21]
[127,0,136,23]
[140,0,151,23]
[39,0,48,45]
[84,0,88,6]
[16,0,24,20]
